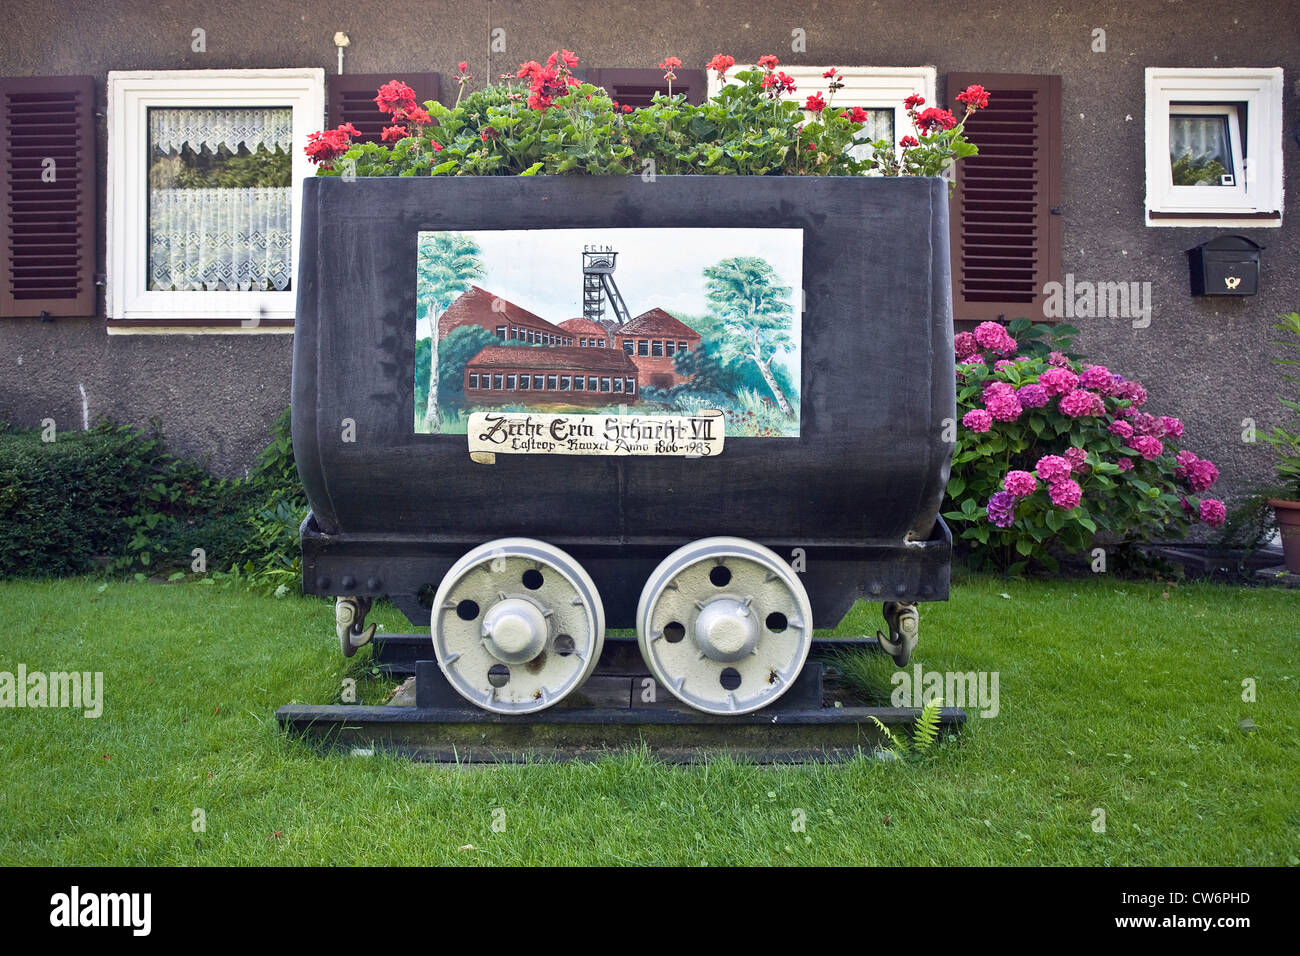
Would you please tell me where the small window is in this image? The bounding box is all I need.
[626,377,636,394]
[614,377,624,393]
[600,377,611,392]
[1145,68,1284,226]
[496,325,507,339]
[623,340,634,354]
[469,373,479,389]
[588,377,598,391]
[560,375,571,390]
[575,376,585,391]
[492,374,503,390]
[652,340,664,357]
[678,341,688,353]
[547,374,558,390]
[580,338,587,347]
[506,373,517,390]
[665,341,676,356]
[638,340,649,356]
[598,339,606,347]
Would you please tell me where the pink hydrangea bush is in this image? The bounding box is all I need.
[945,319,1225,572]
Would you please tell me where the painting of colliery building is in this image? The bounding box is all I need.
[414,227,803,438]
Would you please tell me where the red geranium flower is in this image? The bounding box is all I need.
[757,54,780,70]
[659,56,682,72]
[956,84,990,109]
[804,92,827,113]
[405,106,432,126]
[915,107,957,133]
[380,125,407,143]
[840,106,869,124]
[516,60,543,79]
[899,135,920,147]
[374,80,417,116]
[822,68,838,79]
[707,54,735,77]
[432,141,443,152]
[622,104,632,113]
[903,93,925,111]
[338,123,362,139]
[304,126,355,168]
[458,61,469,73]
[545,49,579,70]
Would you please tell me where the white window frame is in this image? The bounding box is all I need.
[708,65,936,163]
[1144,67,1284,227]
[106,69,325,332]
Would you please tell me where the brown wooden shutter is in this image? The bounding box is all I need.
[584,68,707,106]
[0,76,96,317]
[328,73,441,143]
[948,73,1061,323]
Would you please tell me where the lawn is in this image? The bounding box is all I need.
[0,573,1295,866]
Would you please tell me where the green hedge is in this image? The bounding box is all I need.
[0,411,305,582]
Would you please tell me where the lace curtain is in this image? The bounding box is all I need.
[148,108,292,292]
[848,108,896,163]
[1169,115,1233,182]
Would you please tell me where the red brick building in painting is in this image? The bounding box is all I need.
[557,317,612,349]
[465,346,640,406]
[438,285,574,346]
[614,309,703,389]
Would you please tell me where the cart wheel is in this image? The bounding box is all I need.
[431,538,604,714]
[636,537,812,715]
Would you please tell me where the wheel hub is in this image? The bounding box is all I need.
[693,597,759,662]
[482,598,548,663]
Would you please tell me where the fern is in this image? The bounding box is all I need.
[869,696,945,759]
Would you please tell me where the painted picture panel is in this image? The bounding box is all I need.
[414,228,803,439]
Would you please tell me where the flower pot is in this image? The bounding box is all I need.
[292,174,956,632]
[1267,498,1300,574]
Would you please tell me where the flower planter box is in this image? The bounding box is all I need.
[291,173,954,716]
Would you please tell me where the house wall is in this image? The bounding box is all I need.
[1,0,1296,502]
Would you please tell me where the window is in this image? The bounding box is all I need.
[588,377,598,391]
[709,66,935,165]
[580,338,587,347]
[1145,68,1284,226]
[575,376,585,390]
[547,374,558,390]
[949,72,1062,322]
[614,377,624,393]
[638,340,649,356]
[626,378,636,394]
[107,69,324,331]
[652,340,664,356]
[600,377,611,392]
[496,325,507,339]
[493,374,503,390]
[469,373,479,389]
[677,340,687,353]
[623,340,633,354]
[665,341,675,356]
[560,375,571,390]
[506,374,517,390]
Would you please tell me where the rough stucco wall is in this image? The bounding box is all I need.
[0,0,1296,497]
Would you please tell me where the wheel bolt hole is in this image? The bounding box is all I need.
[709,565,731,587]
[487,664,510,688]
[554,634,575,656]
[456,599,480,621]
[522,569,544,590]
[765,612,788,633]
[663,621,686,643]
[719,667,742,691]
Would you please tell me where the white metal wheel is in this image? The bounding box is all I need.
[431,538,605,714]
[636,537,813,715]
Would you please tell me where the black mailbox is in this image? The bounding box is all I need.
[1187,235,1263,296]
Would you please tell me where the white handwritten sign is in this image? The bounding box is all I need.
[467,410,725,463]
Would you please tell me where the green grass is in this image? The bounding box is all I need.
[0,573,1296,865]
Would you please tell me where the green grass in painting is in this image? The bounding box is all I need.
[0,572,1295,865]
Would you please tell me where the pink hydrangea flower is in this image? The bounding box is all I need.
[973,321,1017,356]
[1117,457,1134,472]
[986,491,1017,528]
[1173,450,1198,479]
[1038,367,1079,397]
[1049,479,1082,510]
[1059,389,1103,418]
[1077,365,1112,391]
[1063,446,1089,474]
[1187,458,1219,492]
[985,390,1023,422]
[1109,420,1134,439]
[993,359,1016,372]
[983,381,1016,399]
[1132,412,1167,438]
[962,408,993,433]
[1130,435,1163,460]
[1003,469,1038,498]
[1199,498,1227,527]
[953,331,978,360]
[1036,455,1071,483]
[1017,384,1049,408]
[1160,416,1185,438]
[1117,381,1148,406]
[1047,351,1070,368]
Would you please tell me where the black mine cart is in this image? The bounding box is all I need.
[277,174,963,761]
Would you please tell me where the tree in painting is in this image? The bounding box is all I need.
[702,256,796,417]
[417,232,485,425]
